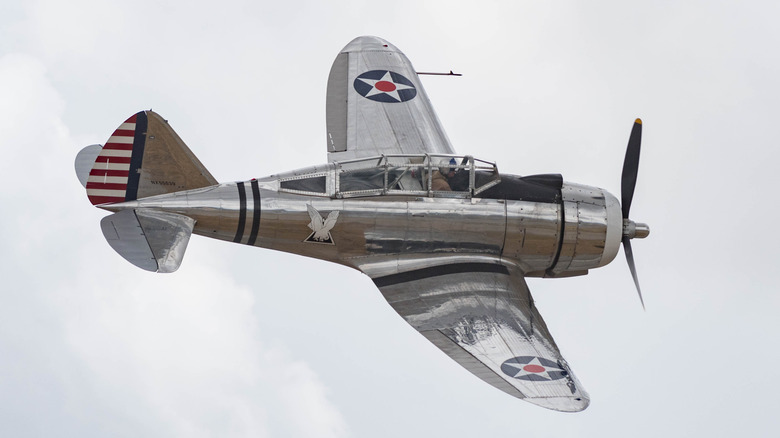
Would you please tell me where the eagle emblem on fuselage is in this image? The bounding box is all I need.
[305,204,339,245]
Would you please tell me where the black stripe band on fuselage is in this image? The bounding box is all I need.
[373,263,509,288]
[546,194,566,276]
[247,180,261,246]
[125,111,148,201]
[233,182,247,243]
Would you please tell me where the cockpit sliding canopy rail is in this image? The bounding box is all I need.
[278,154,501,199]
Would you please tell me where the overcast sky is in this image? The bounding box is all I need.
[2,1,778,437]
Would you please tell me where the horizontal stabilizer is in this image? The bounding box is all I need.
[75,144,103,187]
[100,209,196,273]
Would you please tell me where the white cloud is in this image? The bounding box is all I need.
[268,349,348,438]
[0,49,346,437]
[56,266,347,437]
[22,0,128,61]
[2,1,780,437]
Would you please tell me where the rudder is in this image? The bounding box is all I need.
[76,110,217,205]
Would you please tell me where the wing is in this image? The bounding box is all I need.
[368,261,590,412]
[326,36,456,162]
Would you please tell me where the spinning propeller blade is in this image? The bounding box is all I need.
[620,119,648,309]
[621,119,642,219]
[622,237,645,310]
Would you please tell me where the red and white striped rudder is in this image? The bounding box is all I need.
[75,110,217,206]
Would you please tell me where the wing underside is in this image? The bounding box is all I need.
[326,36,456,162]
[369,261,589,412]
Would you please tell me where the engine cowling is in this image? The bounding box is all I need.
[545,182,623,277]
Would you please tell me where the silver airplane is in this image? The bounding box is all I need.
[75,36,649,412]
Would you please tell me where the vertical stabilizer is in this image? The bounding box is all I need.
[77,110,218,205]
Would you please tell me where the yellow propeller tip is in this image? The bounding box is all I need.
[635,118,642,125]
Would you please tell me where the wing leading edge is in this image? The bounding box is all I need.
[326,36,456,162]
[369,261,590,412]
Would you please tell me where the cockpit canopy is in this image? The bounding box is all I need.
[277,154,500,198]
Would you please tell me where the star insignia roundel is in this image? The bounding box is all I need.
[500,356,569,382]
[353,70,417,103]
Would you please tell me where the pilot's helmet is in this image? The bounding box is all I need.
[438,158,457,175]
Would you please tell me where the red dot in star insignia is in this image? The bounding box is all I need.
[523,364,546,373]
[375,81,396,92]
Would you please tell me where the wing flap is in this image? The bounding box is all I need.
[369,261,589,412]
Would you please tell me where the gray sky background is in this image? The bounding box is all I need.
[1,1,778,436]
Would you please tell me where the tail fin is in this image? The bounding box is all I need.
[75,110,217,205]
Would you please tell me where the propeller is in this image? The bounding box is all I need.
[620,119,650,309]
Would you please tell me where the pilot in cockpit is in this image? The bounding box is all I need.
[431,158,468,191]
[431,158,456,191]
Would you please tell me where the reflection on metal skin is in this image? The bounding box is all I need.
[135,209,196,273]
[99,208,195,273]
[623,219,650,239]
[374,262,589,411]
[103,177,622,279]
[503,200,561,275]
[546,183,622,276]
[95,157,615,413]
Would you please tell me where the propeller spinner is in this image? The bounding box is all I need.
[620,119,650,309]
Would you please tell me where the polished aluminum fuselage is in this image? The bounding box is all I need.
[108,169,623,280]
